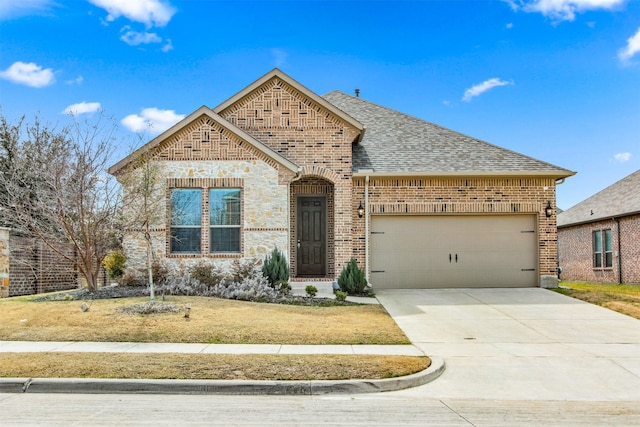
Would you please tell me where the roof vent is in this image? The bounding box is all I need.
[355,88,360,97]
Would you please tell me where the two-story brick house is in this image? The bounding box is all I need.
[109,69,574,289]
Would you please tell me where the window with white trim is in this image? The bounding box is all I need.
[593,229,613,269]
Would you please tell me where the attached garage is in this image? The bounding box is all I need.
[370,215,538,289]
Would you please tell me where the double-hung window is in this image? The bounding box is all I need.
[209,188,241,253]
[170,189,202,253]
[593,229,613,269]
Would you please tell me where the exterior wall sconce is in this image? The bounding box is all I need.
[545,201,553,218]
[357,202,365,218]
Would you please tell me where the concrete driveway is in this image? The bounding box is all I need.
[376,288,640,401]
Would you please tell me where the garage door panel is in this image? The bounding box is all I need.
[371,215,537,289]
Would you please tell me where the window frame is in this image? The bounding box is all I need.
[592,228,613,269]
[169,188,203,254]
[167,180,243,258]
[209,188,242,254]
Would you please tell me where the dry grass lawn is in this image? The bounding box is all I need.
[556,282,640,320]
[0,295,409,345]
[0,294,427,380]
[0,353,430,380]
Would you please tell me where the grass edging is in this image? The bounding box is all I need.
[0,358,444,395]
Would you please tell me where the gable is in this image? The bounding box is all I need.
[109,106,298,177]
[217,76,354,132]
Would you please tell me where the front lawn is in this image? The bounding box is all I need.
[555,282,640,320]
[0,293,428,381]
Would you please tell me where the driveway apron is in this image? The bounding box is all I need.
[376,288,640,401]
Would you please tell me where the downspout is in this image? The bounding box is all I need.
[365,175,370,284]
[615,217,622,284]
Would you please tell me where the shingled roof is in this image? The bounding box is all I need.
[558,169,640,227]
[322,90,574,178]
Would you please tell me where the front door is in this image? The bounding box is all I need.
[297,197,326,276]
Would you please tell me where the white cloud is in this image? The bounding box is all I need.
[0,0,57,20]
[508,0,625,21]
[462,78,512,102]
[63,102,101,115]
[87,0,176,27]
[0,61,55,88]
[162,38,174,52]
[618,27,640,62]
[120,28,162,45]
[506,22,514,29]
[121,108,185,134]
[66,75,84,85]
[613,152,632,162]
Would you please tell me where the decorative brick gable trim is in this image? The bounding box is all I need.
[220,78,349,129]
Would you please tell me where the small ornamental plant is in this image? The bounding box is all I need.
[335,290,347,302]
[102,250,127,280]
[337,258,368,295]
[262,247,290,287]
[305,285,318,298]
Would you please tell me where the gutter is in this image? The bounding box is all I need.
[352,170,576,178]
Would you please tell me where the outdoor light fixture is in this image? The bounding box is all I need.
[357,202,365,218]
[545,201,553,218]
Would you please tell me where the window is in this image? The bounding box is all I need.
[210,188,241,253]
[593,229,613,269]
[170,189,202,253]
[604,229,613,268]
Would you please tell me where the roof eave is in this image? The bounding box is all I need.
[558,209,640,228]
[352,170,576,178]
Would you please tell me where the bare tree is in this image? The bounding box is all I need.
[116,151,165,303]
[0,113,122,292]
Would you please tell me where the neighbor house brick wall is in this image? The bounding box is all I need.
[353,176,559,287]
[0,227,9,297]
[218,77,361,278]
[558,214,640,284]
[7,235,77,297]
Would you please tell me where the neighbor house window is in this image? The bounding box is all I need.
[209,188,241,253]
[170,189,202,253]
[593,229,613,269]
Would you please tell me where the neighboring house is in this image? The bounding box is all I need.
[109,69,574,289]
[558,170,640,284]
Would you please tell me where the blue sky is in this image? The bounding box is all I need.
[1,0,639,209]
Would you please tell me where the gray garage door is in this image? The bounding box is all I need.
[370,215,538,289]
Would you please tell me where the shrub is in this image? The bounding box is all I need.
[335,290,347,302]
[305,285,318,298]
[190,260,226,287]
[338,258,368,295]
[262,247,289,287]
[120,270,146,287]
[102,250,127,280]
[275,280,291,295]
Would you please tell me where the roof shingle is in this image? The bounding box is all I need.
[557,169,640,227]
[322,90,574,177]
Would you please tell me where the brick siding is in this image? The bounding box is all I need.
[558,214,640,284]
[353,176,560,286]
[7,235,78,297]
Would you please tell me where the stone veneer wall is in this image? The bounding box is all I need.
[558,214,640,284]
[352,176,560,287]
[218,77,360,278]
[123,159,289,273]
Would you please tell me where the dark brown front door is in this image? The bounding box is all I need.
[297,197,326,276]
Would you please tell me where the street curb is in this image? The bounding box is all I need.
[0,357,444,395]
